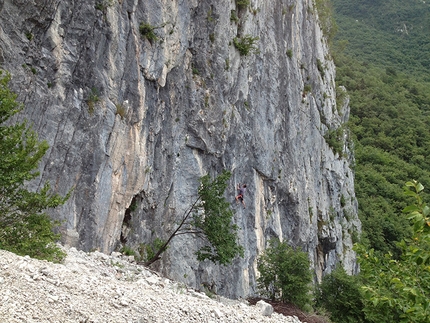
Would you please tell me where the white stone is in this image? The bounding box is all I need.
[146,275,161,286]
[111,252,122,258]
[256,300,274,317]
[212,308,223,318]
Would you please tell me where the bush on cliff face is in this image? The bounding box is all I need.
[236,0,250,9]
[257,239,313,310]
[139,22,158,43]
[233,35,260,56]
[0,70,68,262]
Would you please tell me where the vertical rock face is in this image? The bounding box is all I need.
[0,0,360,298]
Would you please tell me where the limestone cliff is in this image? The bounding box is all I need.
[0,0,360,298]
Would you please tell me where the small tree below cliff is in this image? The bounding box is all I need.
[0,70,68,262]
[315,267,366,323]
[257,239,313,310]
[143,170,244,266]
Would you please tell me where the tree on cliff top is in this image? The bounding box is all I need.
[143,170,244,266]
[0,70,68,262]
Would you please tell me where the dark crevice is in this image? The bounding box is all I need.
[317,236,337,271]
[120,195,138,243]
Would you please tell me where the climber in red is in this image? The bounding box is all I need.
[235,184,247,208]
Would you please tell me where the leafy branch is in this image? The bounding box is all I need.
[355,180,430,323]
[143,170,244,266]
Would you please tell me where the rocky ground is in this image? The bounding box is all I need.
[0,247,305,323]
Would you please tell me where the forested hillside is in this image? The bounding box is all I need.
[332,0,430,254]
[333,0,430,78]
[311,2,430,322]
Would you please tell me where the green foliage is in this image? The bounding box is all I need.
[143,238,166,261]
[314,0,337,43]
[95,0,113,11]
[332,0,430,79]
[87,87,100,113]
[209,33,215,43]
[143,170,243,266]
[233,35,260,56]
[121,245,137,257]
[251,7,260,15]
[355,181,430,323]
[257,239,312,310]
[0,70,68,262]
[315,267,366,323]
[286,49,293,58]
[335,86,347,111]
[129,199,137,212]
[225,58,230,71]
[193,170,244,265]
[25,32,33,41]
[333,2,430,251]
[139,22,158,43]
[236,0,250,9]
[340,194,346,207]
[115,102,126,119]
[335,49,430,254]
[317,59,325,78]
[206,8,214,23]
[136,238,166,262]
[324,127,344,156]
[1,213,65,263]
[230,10,239,23]
[192,66,200,75]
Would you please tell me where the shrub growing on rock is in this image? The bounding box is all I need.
[233,35,260,56]
[236,0,250,9]
[139,22,158,43]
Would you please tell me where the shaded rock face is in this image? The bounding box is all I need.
[0,0,360,298]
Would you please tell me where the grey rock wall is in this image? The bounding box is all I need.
[0,0,360,298]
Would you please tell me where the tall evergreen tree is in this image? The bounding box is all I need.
[0,70,68,262]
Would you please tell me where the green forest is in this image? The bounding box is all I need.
[333,0,430,78]
[332,0,430,254]
[318,0,430,322]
